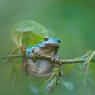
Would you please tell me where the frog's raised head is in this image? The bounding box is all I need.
[43,37,60,48]
[26,37,60,57]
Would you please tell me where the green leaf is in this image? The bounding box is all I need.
[12,20,49,47]
[15,20,48,37]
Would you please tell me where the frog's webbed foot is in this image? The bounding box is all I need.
[26,48,36,59]
[51,55,59,64]
[30,53,36,59]
[30,49,38,59]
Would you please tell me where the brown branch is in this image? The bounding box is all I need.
[0,54,95,65]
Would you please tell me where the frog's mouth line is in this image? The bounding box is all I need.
[45,43,59,48]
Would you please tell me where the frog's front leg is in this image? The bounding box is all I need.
[26,47,37,58]
[30,48,42,60]
[22,56,37,75]
[51,48,59,63]
[52,54,59,63]
[25,48,38,74]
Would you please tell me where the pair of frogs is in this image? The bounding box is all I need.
[23,37,61,77]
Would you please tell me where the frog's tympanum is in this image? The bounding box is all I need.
[25,37,60,77]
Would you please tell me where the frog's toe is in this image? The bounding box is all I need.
[51,56,59,63]
[30,53,36,59]
[51,57,56,63]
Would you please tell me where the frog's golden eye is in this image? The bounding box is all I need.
[44,37,49,41]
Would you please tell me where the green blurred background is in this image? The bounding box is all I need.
[0,0,95,95]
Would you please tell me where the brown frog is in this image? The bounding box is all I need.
[25,37,60,77]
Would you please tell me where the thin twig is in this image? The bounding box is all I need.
[1,48,18,64]
[0,54,95,65]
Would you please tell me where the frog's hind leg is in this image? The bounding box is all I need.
[22,57,29,75]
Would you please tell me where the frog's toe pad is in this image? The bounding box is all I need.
[51,56,59,63]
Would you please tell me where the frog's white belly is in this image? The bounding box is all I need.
[27,58,53,77]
